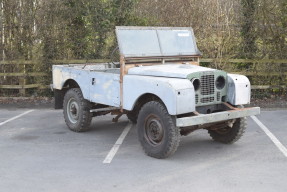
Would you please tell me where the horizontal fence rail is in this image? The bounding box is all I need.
[1,59,287,96]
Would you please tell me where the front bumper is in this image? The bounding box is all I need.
[176,106,260,127]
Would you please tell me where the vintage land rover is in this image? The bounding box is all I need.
[52,26,260,158]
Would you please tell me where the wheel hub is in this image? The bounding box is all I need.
[145,115,164,145]
[71,104,77,114]
[67,98,79,124]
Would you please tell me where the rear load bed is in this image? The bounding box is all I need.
[53,64,120,107]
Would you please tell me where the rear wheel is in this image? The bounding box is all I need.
[137,101,180,159]
[63,88,92,132]
[208,117,247,144]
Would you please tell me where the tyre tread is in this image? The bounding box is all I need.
[63,88,92,132]
[138,101,180,159]
[208,117,247,144]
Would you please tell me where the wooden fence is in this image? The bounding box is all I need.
[0,59,287,96]
[0,59,107,96]
[0,60,45,95]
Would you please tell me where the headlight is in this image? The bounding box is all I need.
[215,76,225,90]
[191,78,200,91]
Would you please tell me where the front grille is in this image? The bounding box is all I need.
[201,97,214,103]
[217,92,220,101]
[200,73,214,95]
[195,94,199,104]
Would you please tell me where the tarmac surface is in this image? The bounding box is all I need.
[0,108,287,192]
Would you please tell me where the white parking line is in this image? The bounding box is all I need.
[251,116,287,158]
[0,110,34,126]
[103,122,132,164]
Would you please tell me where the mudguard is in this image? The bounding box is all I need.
[123,75,195,115]
[227,74,251,105]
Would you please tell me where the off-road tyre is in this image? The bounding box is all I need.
[63,88,92,132]
[126,112,137,124]
[208,117,247,144]
[137,101,180,159]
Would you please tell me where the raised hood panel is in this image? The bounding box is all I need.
[127,64,215,78]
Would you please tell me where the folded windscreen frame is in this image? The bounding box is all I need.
[115,26,202,58]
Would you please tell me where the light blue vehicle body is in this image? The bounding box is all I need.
[53,65,120,107]
[52,63,254,116]
[53,64,195,115]
[52,26,260,127]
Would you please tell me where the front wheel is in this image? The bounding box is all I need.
[126,112,138,124]
[137,101,180,159]
[63,88,92,132]
[208,117,247,144]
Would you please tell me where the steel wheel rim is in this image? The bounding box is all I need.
[144,114,164,146]
[67,98,79,124]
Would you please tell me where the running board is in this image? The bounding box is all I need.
[90,107,120,113]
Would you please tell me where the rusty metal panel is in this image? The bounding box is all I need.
[176,107,260,127]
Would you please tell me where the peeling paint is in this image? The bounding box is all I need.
[93,94,102,99]
[103,80,113,90]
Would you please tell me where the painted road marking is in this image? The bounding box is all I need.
[103,122,132,164]
[0,110,34,126]
[251,116,287,158]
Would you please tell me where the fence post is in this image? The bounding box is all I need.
[19,63,26,96]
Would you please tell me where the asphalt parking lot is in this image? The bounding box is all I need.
[0,108,287,192]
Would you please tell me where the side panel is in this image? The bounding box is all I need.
[52,65,120,107]
[227,74,251,105]
[123,75,195,115]
[52,65,91,100]
[89,72,120,107]
[52,65,68,90]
